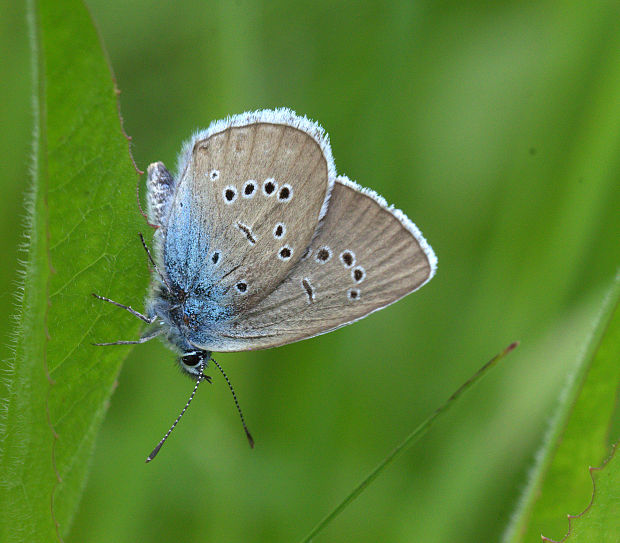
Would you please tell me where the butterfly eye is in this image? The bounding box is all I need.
[181,351,203,367]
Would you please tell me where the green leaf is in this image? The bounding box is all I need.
[555,444,619,543]
[504,274,620,542]
[0,0,147,541]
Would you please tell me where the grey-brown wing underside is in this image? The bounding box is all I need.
[204,176,437,351]
[162,118,334,312]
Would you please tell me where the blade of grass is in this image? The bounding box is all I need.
[300,341,519,543]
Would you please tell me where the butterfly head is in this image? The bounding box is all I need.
[179,349,211,378]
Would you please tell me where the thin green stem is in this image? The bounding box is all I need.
[300,341,519,543]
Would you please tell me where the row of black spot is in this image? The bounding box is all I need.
[297,246,365,303]
[222,178,293,204]
[304,246,366,284]
[230,246,364,299]
[343,249,363,300]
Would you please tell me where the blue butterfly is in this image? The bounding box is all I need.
[94,109,436,460]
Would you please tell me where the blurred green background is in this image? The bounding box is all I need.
[1,1,618,542]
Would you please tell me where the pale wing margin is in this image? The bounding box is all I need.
[175,108,337,221]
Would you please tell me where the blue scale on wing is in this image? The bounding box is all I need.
[163,185,236,332]
[174,123,332,314]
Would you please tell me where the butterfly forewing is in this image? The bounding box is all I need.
[206,176,436,351]
[163,120,333,311]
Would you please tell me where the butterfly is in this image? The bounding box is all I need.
[94,108,437,460]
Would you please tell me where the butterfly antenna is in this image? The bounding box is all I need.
[211,357,255,448]
[146,364,207,463]
[138,232,173,293]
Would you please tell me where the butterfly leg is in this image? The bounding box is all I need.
[137,232,174,294]
[92,293,157,324]
[93,328,164,346]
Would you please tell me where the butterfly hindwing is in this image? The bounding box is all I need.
[205,175,436,351]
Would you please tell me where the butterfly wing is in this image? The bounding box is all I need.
[161,110,335,312]
[204,175,437,351]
